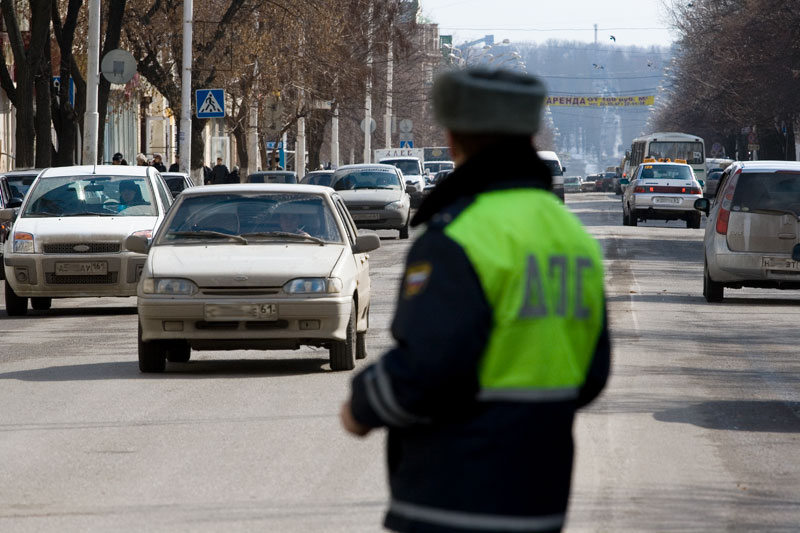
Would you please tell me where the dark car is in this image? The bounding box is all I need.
[246,171,298,184]
[0,175,28,279]
[2,168,42,201]
[161,172,195,198]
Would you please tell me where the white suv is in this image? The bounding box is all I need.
[1,165,173,315]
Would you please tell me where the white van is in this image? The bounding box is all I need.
[537,151,565,201]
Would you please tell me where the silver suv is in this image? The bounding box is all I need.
[694,160,800,302]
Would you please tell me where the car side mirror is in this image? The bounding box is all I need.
[792,244,800,262]
[405,185,415,195]
[561,166,567,173]
[620,179,629,186]
[125,234,150,254]
[694,198,710,215]
[697,180,705,188]
[353,233,380,254]
[0,208,16,222]
[7,198,22,209]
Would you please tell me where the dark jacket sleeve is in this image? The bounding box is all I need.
[350,228,493,429]
[576,304,611,409]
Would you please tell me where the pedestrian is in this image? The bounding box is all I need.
[135,153,148,166]
[151,153,167,172]
[169,155,181,172]
[226,165,241,184]
[203,163,213,185]
[112,152,127,165]
[211,157,229,185]
[341,68,611,533]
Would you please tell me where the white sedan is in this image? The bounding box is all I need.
[130,184,379,373]
[1,165,172,315]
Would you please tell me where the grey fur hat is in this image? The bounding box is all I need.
[432,69,547,135]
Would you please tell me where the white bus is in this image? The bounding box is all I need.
[628,132,706,182]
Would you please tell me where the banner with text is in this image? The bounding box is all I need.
[546,96,655,107]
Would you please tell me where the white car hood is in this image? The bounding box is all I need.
[150,243,345,287]
[14,216,159,248]
[337,189,402,207]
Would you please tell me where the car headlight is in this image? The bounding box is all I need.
[129,229,153,240]
[13,232,34,253]
[142,278,198,295]
[385,200,405,210]
[283,278,343,294]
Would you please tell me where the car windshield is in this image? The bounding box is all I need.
[332,169,402,191]
[583,175,596,182]
[302,172,334,187]
[23,175,157,217]
[158,192,343,245]
[648,141,704,165]
[382,160,421,176]
[731,172,800,214]
[707,170,723,181]
[542,160,562,176]
[247,173,297,184]
[565,177,580,184]
[637,165,694,180]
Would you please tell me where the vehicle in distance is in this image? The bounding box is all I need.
[537,151,565,201]
[379,156,425,206]
[301,170,335,187]
[131,184,379,372]
[621,160,703,228]
[0,165,173,315]
[564,176,582,193]
[694,161,800,302]
[246,171,298,184]
[580,174,598,192]
[423,160,454,175]
[332,164,411,239]
[161,172,195,198]
[703,168,724,197]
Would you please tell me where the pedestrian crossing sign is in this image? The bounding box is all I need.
[400,140,413,148]
[196,89,225,118]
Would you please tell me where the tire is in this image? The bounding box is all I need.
[4,280,28,316]
[399,218,409,239]
[703,260,724,302]
[166,341,191,363]
[329,302,356,371]
[138,322,167,373]
[622,208,630,226]
[629,207,638,227]
[356,332,368,360]
[687,212,701,229]
[31,297,52,311]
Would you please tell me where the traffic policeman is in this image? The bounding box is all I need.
[341,68,611,533]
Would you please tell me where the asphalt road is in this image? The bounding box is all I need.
[1,192,798,531]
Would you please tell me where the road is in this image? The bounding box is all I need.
[1,192,798,531]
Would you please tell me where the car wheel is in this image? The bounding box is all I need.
[629,208,638,227]
[30,297,52,311]
[329,302,356,371]
[622,207,629,226]
[703,260,724,302]
[356,332,368,360]
[4,280,28,316]
[166,341,191,363]
[399,218,409,239]
[138,322,167,373]
[687,212,701,229]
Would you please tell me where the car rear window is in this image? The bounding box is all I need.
[247,173,298,184]
[731,172,800,213]
[638,164,694,180]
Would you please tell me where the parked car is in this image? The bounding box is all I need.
[301,170,335,187]
[564,176,583,193]
[0,175,23,279]
[0,165,173,315]
[130,183,379,372]
[2,168,43,201]
[694,160,800,302]
[331,164,411,239]
[161,172,195,198]
[621,160,703,228]
[246,171,298,184]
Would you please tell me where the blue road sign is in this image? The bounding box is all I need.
[266,141,284,150]
[400,140,413,148]
[52,77,75,107]
[196,89,225,118]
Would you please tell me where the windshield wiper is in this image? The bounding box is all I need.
[353,186,394,190]
[240,231,325,245]
[168,230,249,244]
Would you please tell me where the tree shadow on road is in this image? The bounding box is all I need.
[654,400,800,433]
[0,306,138,319]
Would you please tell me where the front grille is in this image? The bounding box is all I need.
[43,242,120,254]
[45,272,118,285]
[200,287,281,296]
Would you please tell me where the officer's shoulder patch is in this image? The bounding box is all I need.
[403,261,432,299]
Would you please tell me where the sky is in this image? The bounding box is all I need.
[419,0,678,48]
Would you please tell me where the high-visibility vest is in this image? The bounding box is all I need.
[444,188,605,400]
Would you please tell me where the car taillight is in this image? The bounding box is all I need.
[716,169,741,235]
[634,186,645,193]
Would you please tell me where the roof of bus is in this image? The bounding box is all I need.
[632,132,704,142]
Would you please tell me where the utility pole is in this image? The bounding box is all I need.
[180,0,194,182]
[363,0,373,163]
[331,103,340,169]
[385,38,393,149]
[82,0,100,164]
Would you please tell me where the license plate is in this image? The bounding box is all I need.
[762,257,800,270]
[351,213,380,220]
[55,261,108,276]
[653,197,681,205]
[204,303,278,321]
